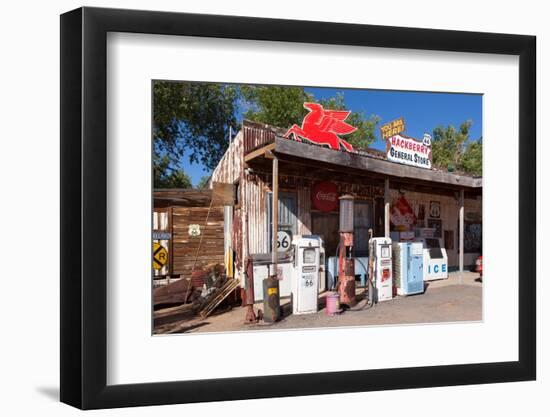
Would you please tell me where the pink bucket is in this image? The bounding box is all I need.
[326,293,342,315]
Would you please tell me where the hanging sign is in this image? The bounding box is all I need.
[152,231,171,240]
[311,181,339,212]
[284,103,357,152]
[380,117,406,140]
[386,134,432,169]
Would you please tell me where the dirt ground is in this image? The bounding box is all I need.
[154,271,482,334]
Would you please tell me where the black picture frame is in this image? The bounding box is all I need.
[60,6,536,410]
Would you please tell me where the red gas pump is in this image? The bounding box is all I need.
[338,195,356,307]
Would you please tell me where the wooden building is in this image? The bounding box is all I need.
[212,120,482,284]
[153,189,225,282]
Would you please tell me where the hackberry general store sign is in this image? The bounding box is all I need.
[386,133,432,170]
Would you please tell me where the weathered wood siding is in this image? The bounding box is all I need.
[211,125,276,281]
[211,131,243,185]
[171,206,225,279]
[212,130,243,281]
[243,175,313,255]
[243,173,269,255]
[242,121,278,154]
[297,186,312,235]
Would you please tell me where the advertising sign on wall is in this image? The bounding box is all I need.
[464,222,482,253]
[429,201,441,218]
[311,181,339,212]
[390,196,417,230]
[386,134,432,169]
[427,218,442,238]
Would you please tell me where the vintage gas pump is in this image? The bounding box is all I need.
[370,236,393,302]
[338,195,356,307]
[291,235,321,314]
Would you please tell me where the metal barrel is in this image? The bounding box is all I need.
[326,292,341,315]
[262,275,280,323]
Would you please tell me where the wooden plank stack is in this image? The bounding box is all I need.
[199,279,240,319]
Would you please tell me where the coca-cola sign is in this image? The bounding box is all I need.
[312,181,339,212]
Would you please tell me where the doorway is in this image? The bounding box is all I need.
[354,200,374,257]
[311,212,339,259]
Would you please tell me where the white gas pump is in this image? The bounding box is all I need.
[291,235,320,314]
[370,237,393,302]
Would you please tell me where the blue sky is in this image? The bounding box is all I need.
[182,87,482,186]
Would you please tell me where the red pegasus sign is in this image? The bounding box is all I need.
[284,103,357,152]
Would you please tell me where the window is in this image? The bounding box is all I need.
[266,191,297,251]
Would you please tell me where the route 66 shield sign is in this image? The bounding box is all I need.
[188,224,201,237]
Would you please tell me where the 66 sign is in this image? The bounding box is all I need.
[277,230,292,251]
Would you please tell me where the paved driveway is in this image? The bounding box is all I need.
[155,271,482,334]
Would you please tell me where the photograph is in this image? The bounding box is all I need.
[151,81,483,335]
[54,4,537,411]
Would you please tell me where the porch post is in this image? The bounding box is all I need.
[384,178,390,238]
[223,206,233,278]
[271,156,279,274]
[262,153,281,323]
[459,188,464,284]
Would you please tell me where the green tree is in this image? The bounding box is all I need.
[153,81,238,173]
[432,120,474,172]
[242,87,380,149]
[461,137,483,176]
[241,85,311,128]
[196,175,211,189]
[153,154,192,189]
[317,93,380,149]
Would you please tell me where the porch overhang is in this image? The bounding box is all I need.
[244,136,482,191]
